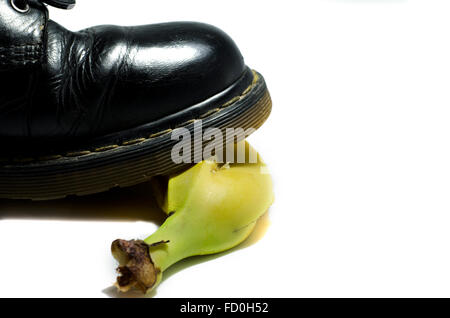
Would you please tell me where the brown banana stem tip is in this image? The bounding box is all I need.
[111,239,158,293]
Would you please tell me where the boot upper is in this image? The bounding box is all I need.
[0,0,247,145]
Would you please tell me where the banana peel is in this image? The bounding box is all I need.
[111,142,274,293]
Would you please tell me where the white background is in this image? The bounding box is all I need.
[2,0,450,297]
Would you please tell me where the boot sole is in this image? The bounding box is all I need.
[0,69,272,200]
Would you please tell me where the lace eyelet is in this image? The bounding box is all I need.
[10,0,30,13]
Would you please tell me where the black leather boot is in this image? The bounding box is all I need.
[0,0,272,200]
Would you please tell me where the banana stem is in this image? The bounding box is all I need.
[111,210,191,293]
[111,239,159,293]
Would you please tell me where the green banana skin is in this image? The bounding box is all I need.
[112,142,274,293]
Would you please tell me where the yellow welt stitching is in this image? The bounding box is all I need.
[199,108,220,119]
[65,151,92,157]
[175,119,196,128]
[221,96,241,108]
[241,85,252,96]
[122,138,146,146]
[149,129,173,138]
[95,145,119,152]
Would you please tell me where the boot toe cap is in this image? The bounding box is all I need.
[109,22,247,126]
